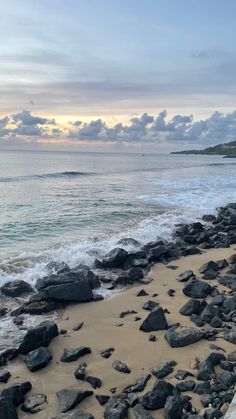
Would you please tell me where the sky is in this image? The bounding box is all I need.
[0,0,236,151]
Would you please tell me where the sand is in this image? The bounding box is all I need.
[4,246,236,418]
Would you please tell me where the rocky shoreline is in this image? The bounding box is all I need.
[1,203,236,418]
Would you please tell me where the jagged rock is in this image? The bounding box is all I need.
[21,394,47,413]
[95,395,110,405]
[0,398,18,419]
[46,261,70,274]
[0,381,32,406]
[223,327,236,344]
[210,316,222,328]
[147,245,166,262]
[149,335,156,341]
[180,299,206,316]
[216,259,228,269]
[20,298,61,314]
[194,381,211,395]
[123,375,151,393]
[151,361,176,379]
[0,348,18,367]
[56,389,93,413]
[202,407,222,419]
[104,397,129,418]
[117,237,140,246]
[183,279,212,298]
[61,347,91,362]
[175,380,195,392]
[165,327,205,347]
[101,248,128,268]
[139,380,174,410]
[218,371,235,388]
[131,258,149,268]
[140,307,168,332]
[142,300,159,311]
[25,346,52,372]
[113,360,130,374]
[137,289,149,297]
[100,347,114,359]
[18,320,58,354]
[174,370,194,380]
[42,279,93,302]
[1,280,33,297]
[85,376,102,389]
[52,410,94,419]
[127,268,144,282]
[132,403,155,418]
[199,261,219,274]
[177,270,196,282]
[74,362,87,380]
[164,395,187,418]
[0,370,11,383]
[227,350,236,362]
[200,304,220,323]
[197,352,225,381]
[227,254,236,264]
[126,392,139,407]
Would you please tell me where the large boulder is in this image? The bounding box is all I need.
[183,279,212,298]
[100,248,128,268]
[18,320,59,354]
[56,389,93,413]
[25,347,52,372]
[164,395,187,419]
[139,380,174,410]
[165,327,205,348]
[140,307,168,332]
[104,397,129,418]
[42,280,93,302]
[1,280,33,297]
[0,381,32,406]
[197,352,225,381]
[0,398,18,419]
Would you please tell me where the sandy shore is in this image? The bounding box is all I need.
[4,246,236,418]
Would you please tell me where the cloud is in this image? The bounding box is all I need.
[1,109,236,149]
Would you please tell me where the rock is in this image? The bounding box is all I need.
[73,265,100,289]
[227,254,236,264]
[199,261,219,274]
[21,394,47,413]
[177,270,195,282]
[1,280,33,297]
[174,370,194,380]
[95,395,110,406]
[210,316,223,328]
[52,411,94,419]
[227,350,236,362]
[202,407,222,419]
[140,307,168,332]
[200,304,220,323]
[117,237,140,246]
[202,214,216,222]
[85,376,102,389]
[56,389,93,413]
[190,314,205,327]
[197,352,225,381]
[183,279,212,298]
[132,403,155,418]
[167,289,175,297]
[113,360,130,374]
[175,380,195,392]
[100,348,114,359]
[149,335,156,342]
[0,398,18,419]
[147,245,166,262]
[151,361,176,379]
[164,395,187,419]
[42,279,93,302]
[218,371,235,388]
[123,375,151,393]
[194,381,210,395]
[137,289,149,297]
[73,322,84,331]
[61,347,91,362]
[142,300,159,311]
[0,381,32,406]
[74,362,87,380]
[25,346,52,372]
[0,348,18,367]
[0,370,11,383]
[223,327,236,344]
[20,298,61,314]
[165,327,205,347]
[18,320,59,354]
[139,380,174,410]
[126,392,138,407]
[203,270,218,280]
[0,308,7,316]
[46,261,70,274]
[104,397,129,418]
[216,259,228,269]
[101,248,128,268]
[127,268,144,282]
[179,299,206,316]
[131,259,149,268]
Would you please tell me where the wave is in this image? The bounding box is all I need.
[0,171,95,183]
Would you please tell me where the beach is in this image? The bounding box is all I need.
[3,244,236,418]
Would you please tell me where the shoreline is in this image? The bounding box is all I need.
[1,204,236,418]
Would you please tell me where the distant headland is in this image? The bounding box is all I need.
[171,140,236,158]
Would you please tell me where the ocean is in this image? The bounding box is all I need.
[0,149,236,291]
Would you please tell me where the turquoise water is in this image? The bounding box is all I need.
[0,150,236,287]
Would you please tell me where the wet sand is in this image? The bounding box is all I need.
[5,246,236,418]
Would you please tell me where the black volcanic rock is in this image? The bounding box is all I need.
[101,248,129,268]
[165,327,205,347]
[132,403,155,418]
[25,347,52,372]
[183,279,212,298]
[139,380,174,410]
[1,280,33,297]
[61,347,91,362]
[104,397,129,418]
[56,389,93,413]
[74,362,87,380]
[140,307,168,332]
[85,376,102,389]
[21,394,47,413]
[177,270,196,282]
[18,320,58,354]
[123,375,151,393]
[151,361,176,379]
[113,360,130,374]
